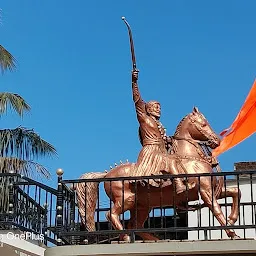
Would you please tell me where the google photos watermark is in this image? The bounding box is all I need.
[0,232,44,247]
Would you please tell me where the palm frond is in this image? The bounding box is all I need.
[0,45,16,73]
[0,157,51,179]
[0,127,57,159]
[0,92,31,116]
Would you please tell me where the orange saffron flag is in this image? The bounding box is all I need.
[212,79,256,157]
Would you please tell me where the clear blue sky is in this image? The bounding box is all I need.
[1,1,256,186]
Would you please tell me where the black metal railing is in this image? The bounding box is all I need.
[1,170,256,246]
[58,170,256,245]
[0,173,61,246]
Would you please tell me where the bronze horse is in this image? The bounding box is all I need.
[76,107,241,241]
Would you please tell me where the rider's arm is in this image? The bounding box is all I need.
[132,70,146,121]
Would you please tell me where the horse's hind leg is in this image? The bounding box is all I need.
[127,208,159,241]
[218,187,241,225]
[106,192,135,241]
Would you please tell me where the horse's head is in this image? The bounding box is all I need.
[187,107,220,149]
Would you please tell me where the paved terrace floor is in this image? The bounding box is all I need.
[44,239,256,256]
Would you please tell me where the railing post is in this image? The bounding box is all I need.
[8,171,15,227]
[56,168,64,246]
[70,189,76,245]
[43,203,48,246]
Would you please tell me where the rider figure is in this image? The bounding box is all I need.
[130,69,187,194]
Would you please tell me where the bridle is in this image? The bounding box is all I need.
[169,114,218,166]
[170,136,213,165]
[188,114,218,147]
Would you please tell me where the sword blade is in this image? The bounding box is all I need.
[122,17,137,70]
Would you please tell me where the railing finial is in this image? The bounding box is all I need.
[56,168,64,176]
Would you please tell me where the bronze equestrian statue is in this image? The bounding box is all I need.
[76,107,241,241]
[75,18,241,242]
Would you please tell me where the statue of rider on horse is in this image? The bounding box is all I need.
[75,18,241,242]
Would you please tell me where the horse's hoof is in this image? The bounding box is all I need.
[124,235,131,242]
[83,239,88,244]
[120,234,131,242]
[231,235,240,240]
[227,218,234,225]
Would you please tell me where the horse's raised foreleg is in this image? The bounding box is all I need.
[106,192,135,241]
[218,187,241,225]
[200,187,239,239]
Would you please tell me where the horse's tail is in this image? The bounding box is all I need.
[76,172,107,231]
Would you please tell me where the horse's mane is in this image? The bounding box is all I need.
[174,114,189,136]
[172,114,189,153]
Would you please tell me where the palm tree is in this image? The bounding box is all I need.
[0,13,57,211]
[0,45,16,73]
[0,93,57,212]
[0,10,56,178]
[0,94,57,214]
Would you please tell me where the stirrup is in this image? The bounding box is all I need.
[176,184,187,194]
[186,181,196,190]
[176,181,196,194]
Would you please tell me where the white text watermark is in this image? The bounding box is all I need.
[0,232,44,247]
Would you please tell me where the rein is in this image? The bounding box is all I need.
[170,136,213,165]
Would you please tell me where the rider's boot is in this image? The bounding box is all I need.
[174,178,187,194]
[174,178,196,194]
